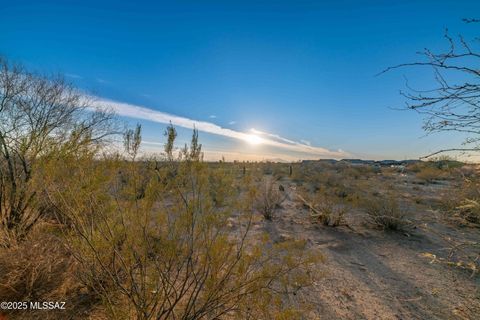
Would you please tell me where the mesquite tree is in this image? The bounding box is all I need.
[0,56,114,244]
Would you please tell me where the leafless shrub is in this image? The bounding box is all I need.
[363,196,408,230]
[254,177,287,220]
[299,193,346,227]
[315,200,346,227]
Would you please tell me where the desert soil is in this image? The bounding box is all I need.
[248,177,480,320]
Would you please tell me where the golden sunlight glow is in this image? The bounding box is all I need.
[244,134,263,145]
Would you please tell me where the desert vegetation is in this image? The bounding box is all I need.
[1,19,480,319]
[0,58,321,319]
[254,176,287,220]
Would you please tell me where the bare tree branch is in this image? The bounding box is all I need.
[382,23,480,158]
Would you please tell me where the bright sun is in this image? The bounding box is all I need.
[244,134,263,145]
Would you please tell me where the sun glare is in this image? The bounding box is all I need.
[244,134,263,145]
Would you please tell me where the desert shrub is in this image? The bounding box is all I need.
[455,199,480,224]
[445,182,480,226]
[440,178,480,226]
[254,176,287,220]
[0,227,110,319]
[0,233,70,302]
[302,194,346,227]
[262,162,274,175]
[426,156,464,170]
[0,57,114,245]
[291,163,316,184]
[304,171,343,194]
[343,165,374,180]
[322,171,343,188]
[208,163,235,207]
[379,167,399,180]
[271,163,294,180]
[291,168,305,184]
[407,161,429,173]
[0,228,83,320]
[334,186,349,199]
[42,125,319,319]
[456,165,478,179]
[415,166,446,183]
[362,196,408,230]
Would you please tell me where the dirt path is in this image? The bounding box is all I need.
[259,180,480,319]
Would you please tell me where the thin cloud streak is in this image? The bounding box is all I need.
[90,97,349,159]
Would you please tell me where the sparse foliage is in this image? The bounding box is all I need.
[442,176,480,226]
[312,198,346,227]
[298,192,346,227]
[254,177,287,220]
[124,123,142,160]
[42,126,319,319]
[0,56,114,245]
[363,196,408,230]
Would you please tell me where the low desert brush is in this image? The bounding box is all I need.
[313,200,346,227]
[363,196,408,230]
[455,199,480,224]
[254,177,287,220]
[415,165,447,183]
[0,229,87,319]
[41,125,320,319]
[441,178,480,226]
[301,194,346,227]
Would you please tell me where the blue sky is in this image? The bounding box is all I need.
[1,0,479,161]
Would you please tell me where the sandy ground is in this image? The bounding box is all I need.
[249,177,480,320]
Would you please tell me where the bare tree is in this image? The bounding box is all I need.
[381,21,480,158]
[382,21,480,275]
[0,56,114,245]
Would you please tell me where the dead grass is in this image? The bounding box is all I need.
[0,233,69,302]
[0,223,111,320]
